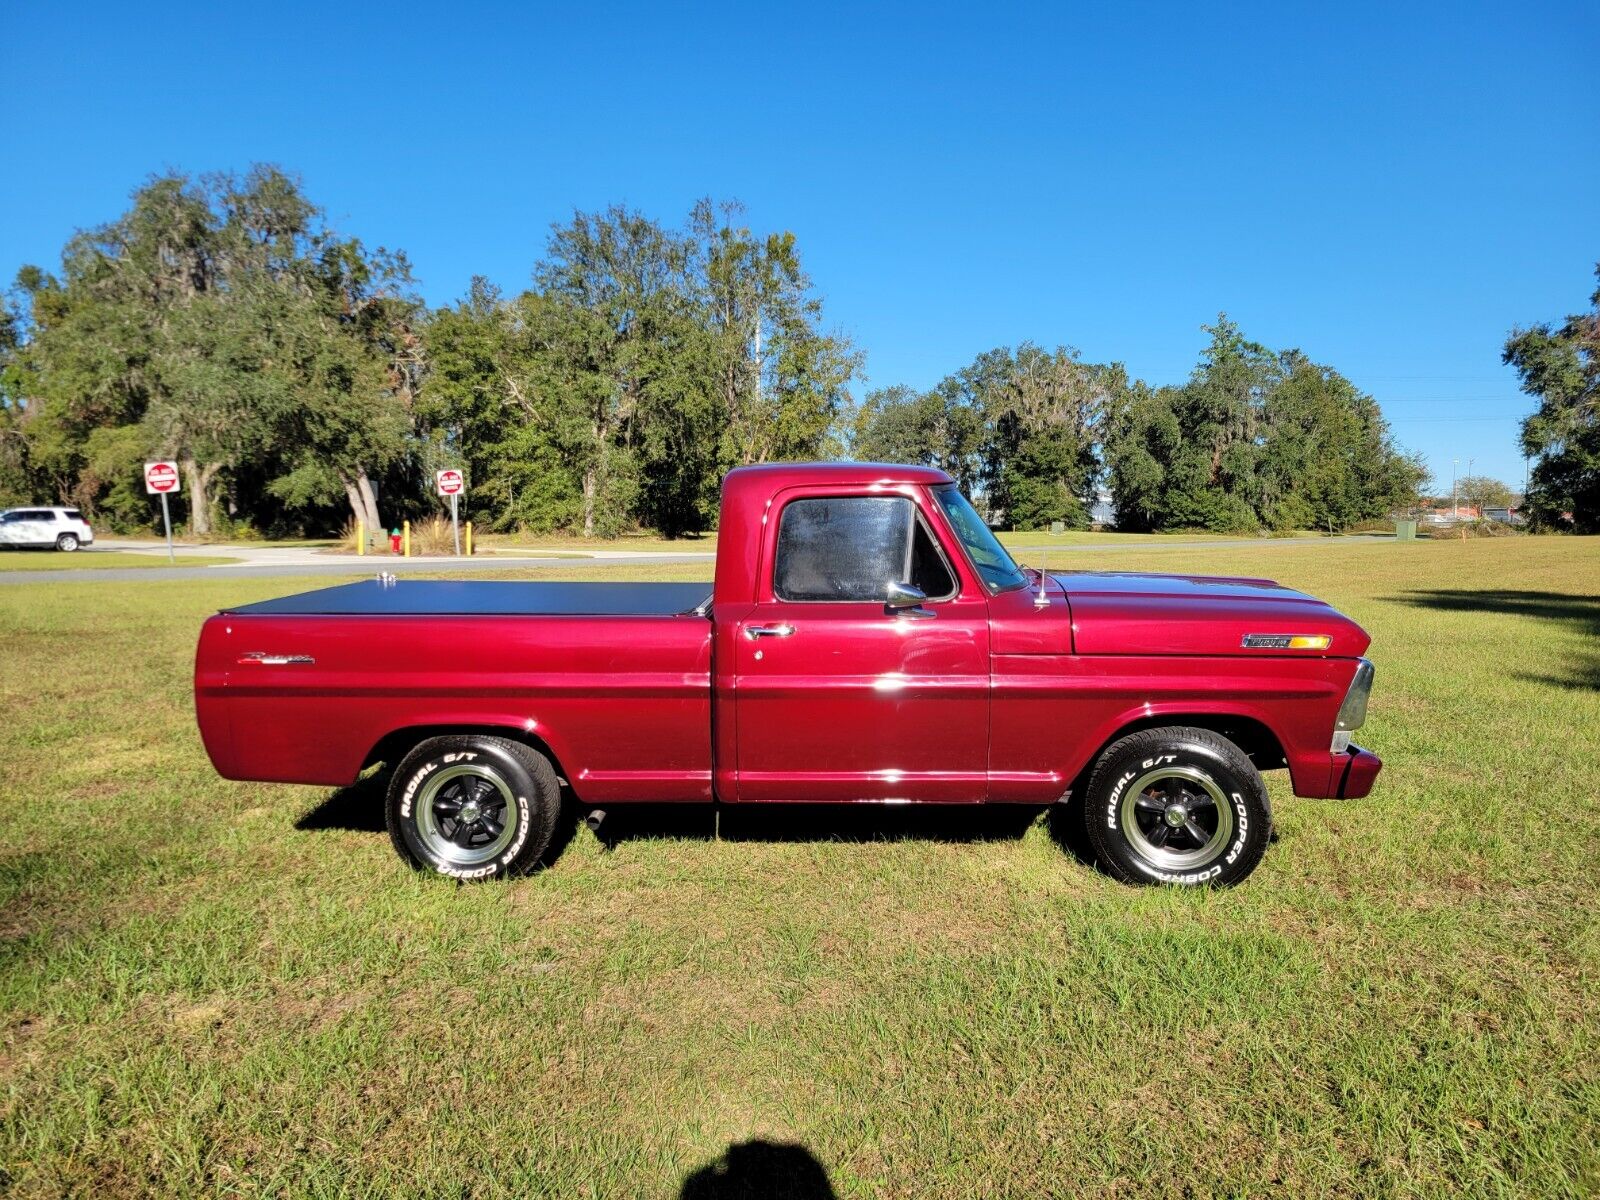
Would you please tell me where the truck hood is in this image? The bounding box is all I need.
[1056,571,1371,658]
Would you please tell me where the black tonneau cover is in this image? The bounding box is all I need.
[222,579,712,617]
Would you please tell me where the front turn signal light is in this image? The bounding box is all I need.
[1241,634,1332,651]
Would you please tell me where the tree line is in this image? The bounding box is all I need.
[1504,265,1600,533]
[851,323,1427,533]
[1,166,1436,538]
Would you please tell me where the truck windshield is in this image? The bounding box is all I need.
[932,486,1028,593]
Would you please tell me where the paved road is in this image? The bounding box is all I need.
[0,534,1390,586]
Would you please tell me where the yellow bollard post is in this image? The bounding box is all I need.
[466,522,473,557]
[356,520,365,556]
[403,520,411,558]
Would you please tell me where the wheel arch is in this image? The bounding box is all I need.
[362,723,577,797]
[1065,711,1287,803]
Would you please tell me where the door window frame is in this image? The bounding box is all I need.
[758,485,974,606]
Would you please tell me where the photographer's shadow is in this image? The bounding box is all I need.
[680,1140,836,1200]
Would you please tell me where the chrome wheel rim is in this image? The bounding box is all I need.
[58,535,78,551]
[1119,764,1234,872]
[414,764,518,866]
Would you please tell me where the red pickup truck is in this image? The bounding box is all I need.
[195,463,1380,886]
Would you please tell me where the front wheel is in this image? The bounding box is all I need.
[55,533,80,552]
[1082,726,1271,886]
[385,735,561,880]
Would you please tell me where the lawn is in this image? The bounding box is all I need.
[0,551,243,571]
[477,531,718,555]
[194,528,1340,560]
[1,538,1596,1197]
[998,528,1341,548]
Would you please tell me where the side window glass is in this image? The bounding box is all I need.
[775,497,913,601]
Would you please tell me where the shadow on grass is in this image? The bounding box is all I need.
[293,776,1097,870]
[1386,588,1600,691]
[295,769,388,833]
[680,1140,836,1200]
[589,801,1043,850]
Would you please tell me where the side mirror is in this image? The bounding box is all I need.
[885,581,934,617]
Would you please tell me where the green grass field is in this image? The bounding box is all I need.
[476,531,718,555]
[2,538,1597,1197]
[998,528,1343,547]
[276,527,1346,562]
[0,551,243,571]
[473,530,1243,554]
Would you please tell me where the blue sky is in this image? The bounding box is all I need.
[6,1,1597,493]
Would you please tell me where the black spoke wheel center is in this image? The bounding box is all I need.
[433,778,508,847]
[1120,765,1234,870]
[415,765,518,865]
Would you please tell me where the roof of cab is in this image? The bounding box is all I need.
[723,462,953,491]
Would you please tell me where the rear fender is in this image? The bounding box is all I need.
[361,715,578,788]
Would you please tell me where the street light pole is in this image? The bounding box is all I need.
[1452,459,1459,518]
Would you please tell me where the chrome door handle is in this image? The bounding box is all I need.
[238,652,316,665]
[744,624,796,640]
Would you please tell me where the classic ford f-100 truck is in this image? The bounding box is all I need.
[195,462,1380,885]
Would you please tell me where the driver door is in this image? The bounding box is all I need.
[731,489,991,803]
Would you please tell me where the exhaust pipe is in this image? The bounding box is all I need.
[584,808,607,833]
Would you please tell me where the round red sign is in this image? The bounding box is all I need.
[145,461,180,494]
[436,469,465,496]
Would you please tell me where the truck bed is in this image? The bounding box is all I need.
[197,579,715,799]
[221,579,712,617]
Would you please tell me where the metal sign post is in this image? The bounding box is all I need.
[435,469,465,557]
[159,493,174,564]
[144,460,181,564]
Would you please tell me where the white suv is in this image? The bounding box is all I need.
[0,506,96,552]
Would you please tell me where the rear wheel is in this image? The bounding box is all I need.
[1082,726,1271,886]
[385,735,561,880]
[55,533,79,552]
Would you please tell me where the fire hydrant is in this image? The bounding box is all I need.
[389,527,402,555]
